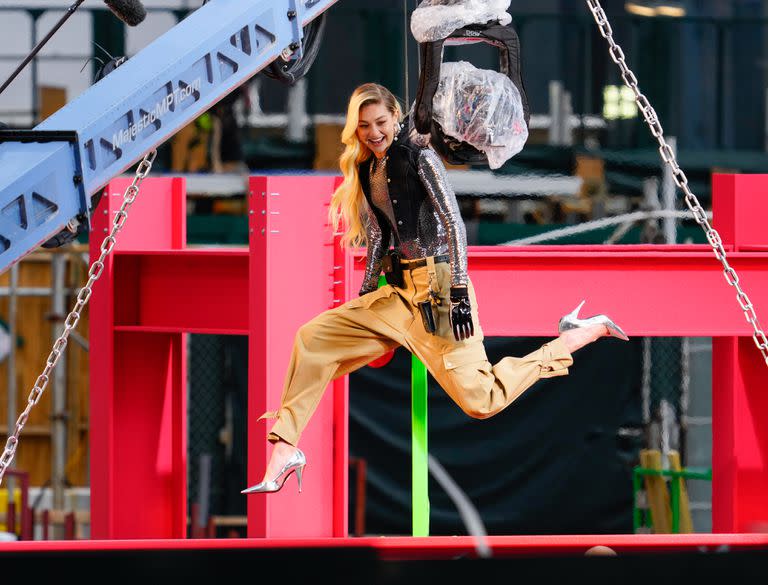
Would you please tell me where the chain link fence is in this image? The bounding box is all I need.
[187,334,248,538]
[640,335,712,532]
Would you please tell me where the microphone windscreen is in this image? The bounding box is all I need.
[103,0,147,26]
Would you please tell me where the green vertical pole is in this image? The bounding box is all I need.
[670,475,680,534]
[376,275,429,535]
[411,354,429,536]
[632,469,642,533]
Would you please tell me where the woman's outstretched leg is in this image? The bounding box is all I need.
[245,287,412,492]
[414,322,612,421]
[250,324,608,491]
[404,267,620,420]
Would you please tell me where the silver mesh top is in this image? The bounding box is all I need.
[369,155,398,230]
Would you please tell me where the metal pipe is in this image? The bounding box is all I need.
[197,453,212,532]
[662,136,678,244]
[562,89,573,146]
[51,254,67,513]
[6,264,19,492]
[548,80,563,145]
[30,11,41,124]
[503,208,708,245]
[285,78,308,143]
[765,88,768,152]
[0,288,74,297]
[716,23,725,148]
[642,337,651,426]
[679,335,691,464]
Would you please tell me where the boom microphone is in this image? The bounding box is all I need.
[103,0,147,26]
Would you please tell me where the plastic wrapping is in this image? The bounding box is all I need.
[411,0,512,43]
[431,61,528,169]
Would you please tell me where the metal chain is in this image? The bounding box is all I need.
[0,150,158,486]
[585,0,768,366]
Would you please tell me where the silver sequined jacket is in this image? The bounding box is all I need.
[358,126,468,295]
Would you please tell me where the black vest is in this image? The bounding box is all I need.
[358,127,429,251]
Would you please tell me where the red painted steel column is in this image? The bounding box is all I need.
[711,174,768,532]
[330,176,351,537]
[90,178,188,538]
[247,176,342,537]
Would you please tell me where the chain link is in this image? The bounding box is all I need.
[586,0,768,366]
[0,151,157,485]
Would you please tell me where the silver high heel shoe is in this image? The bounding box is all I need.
[241,448,306,494]
[558,300,629,341]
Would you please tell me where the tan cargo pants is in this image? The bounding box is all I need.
[263,258,573,446]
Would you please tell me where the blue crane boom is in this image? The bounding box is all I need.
[0,0,338,272]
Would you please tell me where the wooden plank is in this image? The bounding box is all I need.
[67,250,90,488]
[0,249,91,486]
[640,449,672,534]
[668,451,694,533]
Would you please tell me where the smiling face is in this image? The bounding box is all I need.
[356,101,397,159]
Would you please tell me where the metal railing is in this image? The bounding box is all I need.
[633,465,712,534]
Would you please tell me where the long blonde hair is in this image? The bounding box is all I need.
[329,83,403,248]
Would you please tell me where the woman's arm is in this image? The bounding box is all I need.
[416,148,468,288]
[359,202,388,295]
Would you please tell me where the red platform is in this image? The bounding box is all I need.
[3,173,766,562]
[1,533,768,557]
[1,534,768,582]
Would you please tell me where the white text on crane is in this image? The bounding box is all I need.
[111,78,202,151]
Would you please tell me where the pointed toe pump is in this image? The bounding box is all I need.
[558,300,629,341]
[241,448,307,494]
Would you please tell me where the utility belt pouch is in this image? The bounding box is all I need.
[419,301,437,334]
[382,251,404,288]
[419,256,441,335]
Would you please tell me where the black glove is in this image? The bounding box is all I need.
[449,286,474,341]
